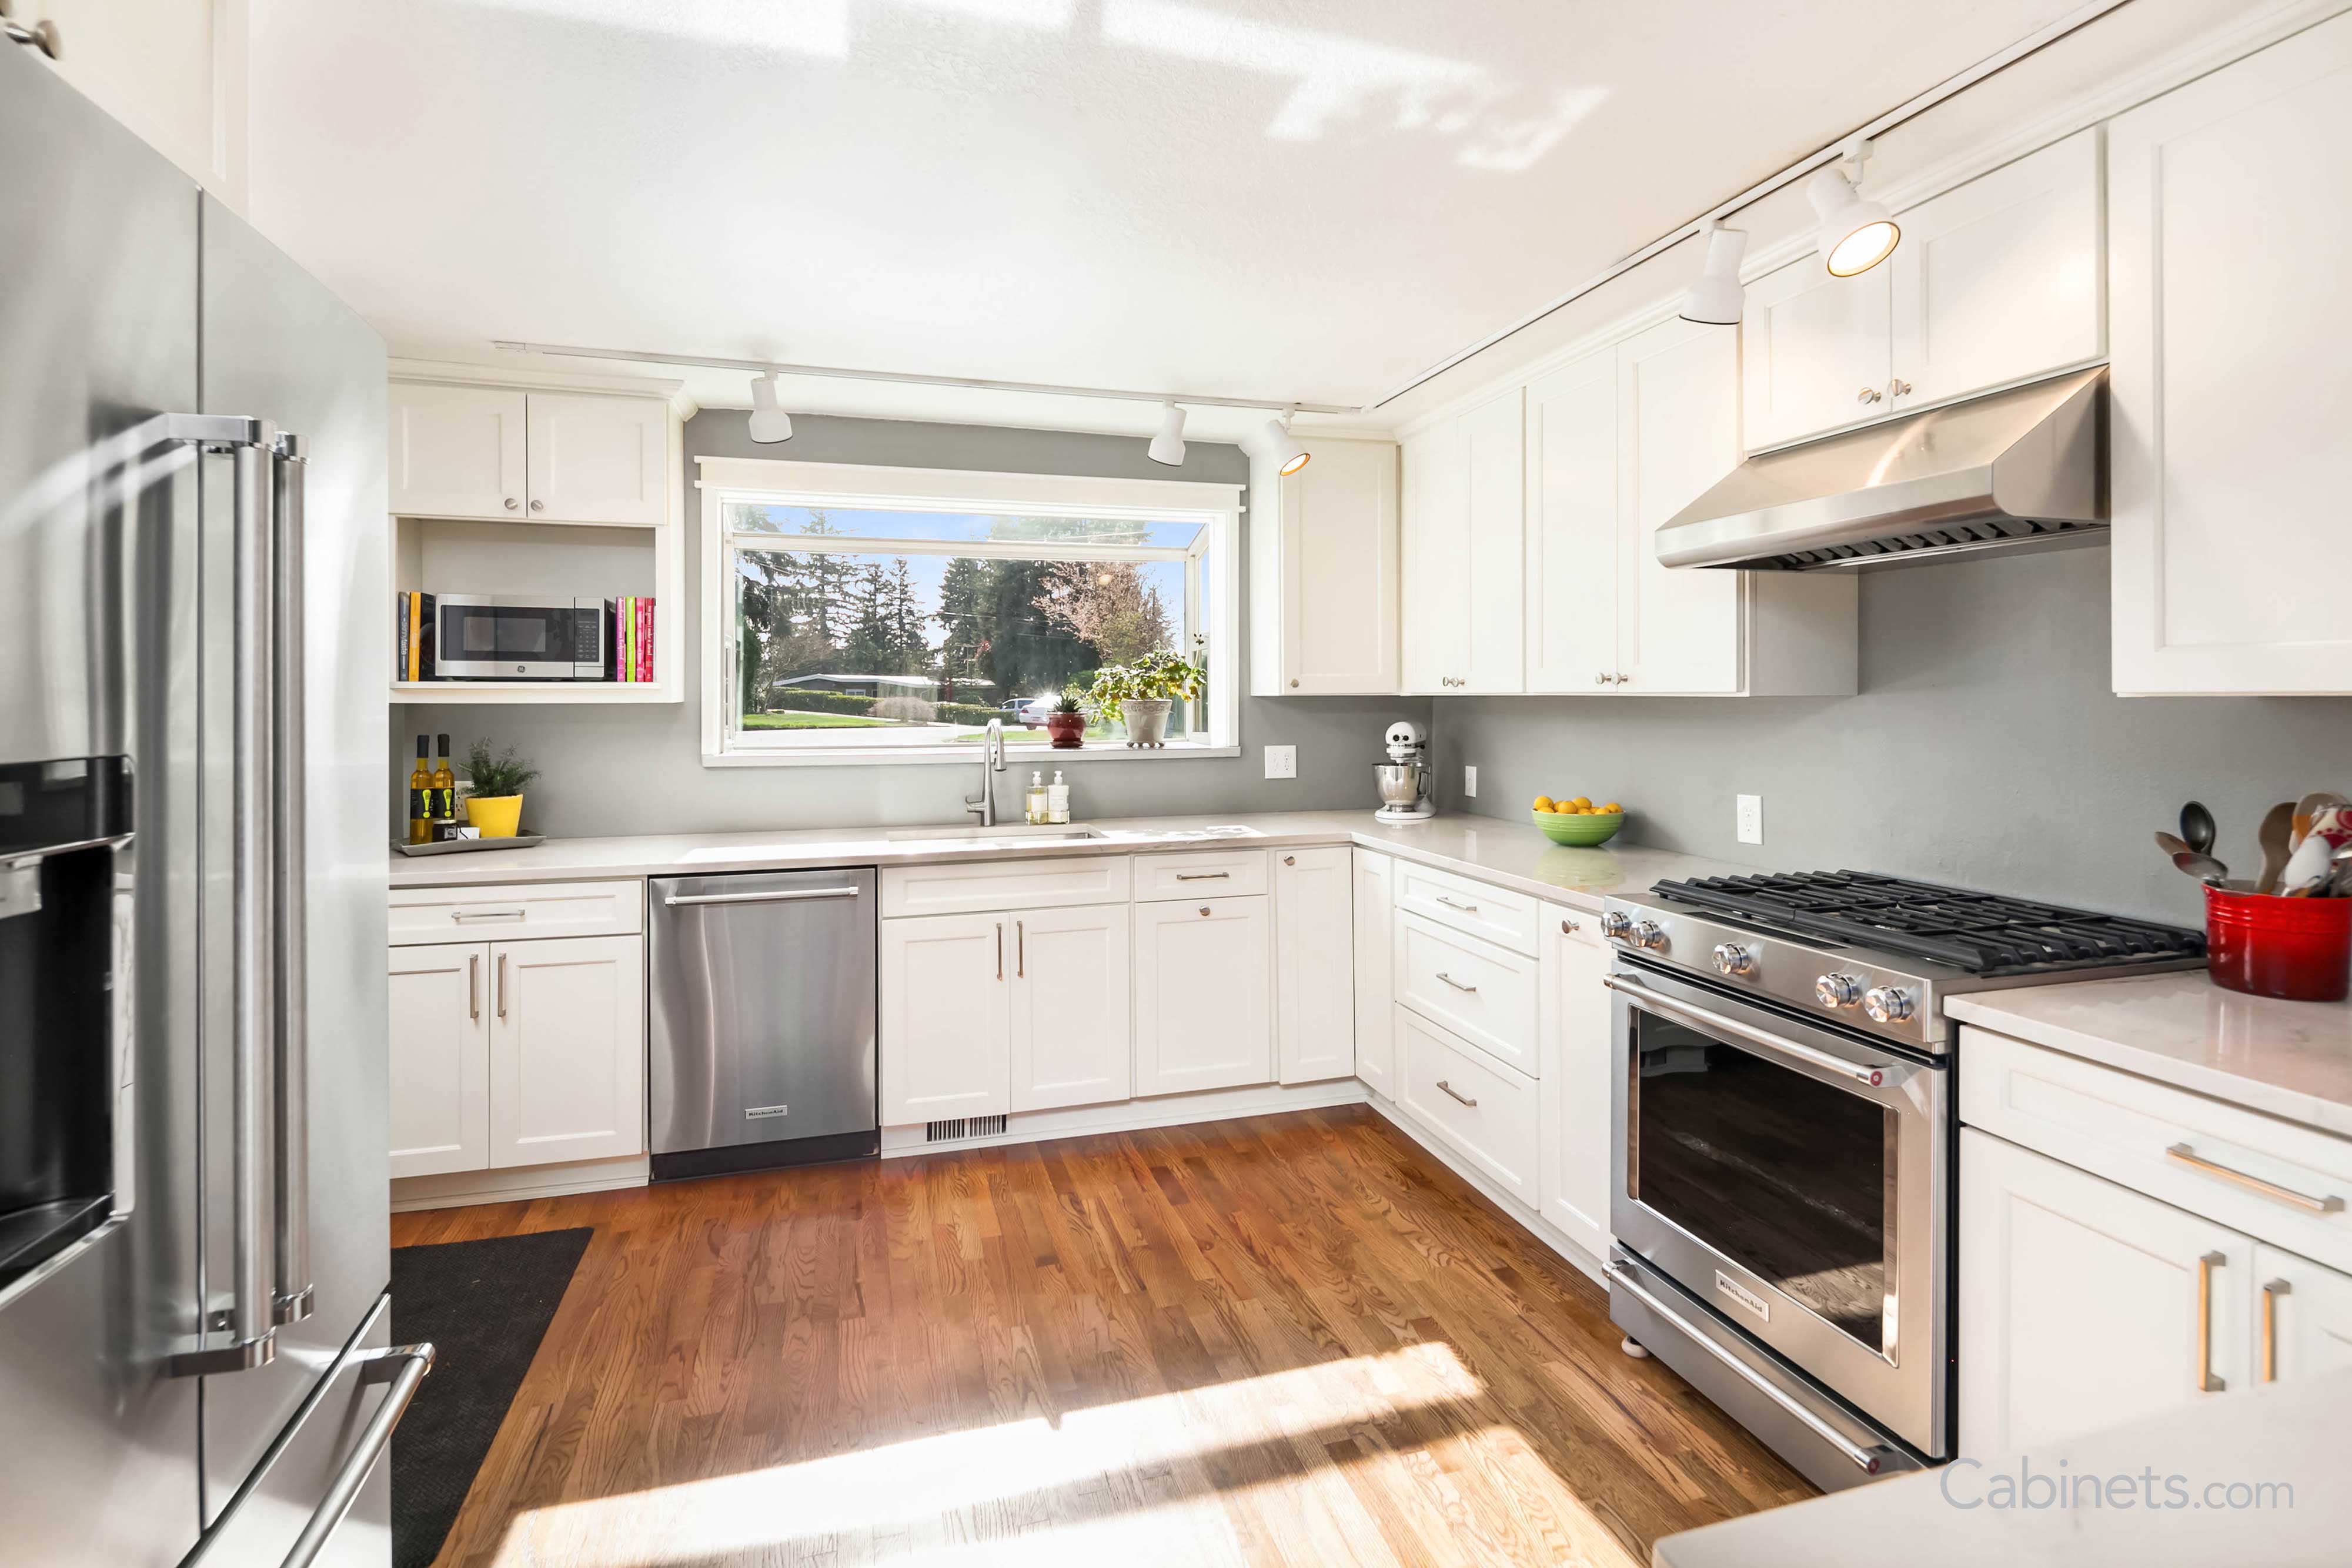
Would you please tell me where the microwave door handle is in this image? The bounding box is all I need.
[1602,974,1904,1089]
[270,434,312,1326]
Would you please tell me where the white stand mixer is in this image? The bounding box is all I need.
[1374,720,1436,823]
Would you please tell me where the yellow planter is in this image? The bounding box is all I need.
[465,794,524,838]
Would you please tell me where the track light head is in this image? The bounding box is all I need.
[1806,144,1899,278]
[1261,413,1309,476]
[1147,400,1188,466]
[1678,221,1749,326]
[747,372,794,443]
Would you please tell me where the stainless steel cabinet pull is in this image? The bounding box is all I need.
[2262,1278,2289,1383]
[1435,971,1478,993]
[1435,895,1479,912]
[1436,1079,1478,1108]
[1017,920,1025,978]
[1602,974,1902,1089]
[468,954,479,1021]
[664,886,860,907]
[496,953,508,1019]
[2165,1144,2344,1213]
[2196,1251,2227,1392]
[995,921,1004,980]
[451,907,526,922]
[271,433,312,1328]
[1174,871,1230,881]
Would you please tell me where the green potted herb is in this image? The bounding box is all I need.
[460,740,539,838]
[1088,640,1207,748]
[1045,688,1088,749]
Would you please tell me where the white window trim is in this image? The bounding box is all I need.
[696,457,1243,767]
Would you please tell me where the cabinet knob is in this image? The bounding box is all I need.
[1198,906,1211,917]
[1889,379,1913,398]
[1283,855,1295,866]
[1857,386,1883,404]
[4,14,61,57]
[529,499,544,512]
[1595,671,1609,686]
[503,496,519,510]
[1288,678,1299,688]
[1561,917,1579,934]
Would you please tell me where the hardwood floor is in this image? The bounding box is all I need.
[392,1105,1812,1567]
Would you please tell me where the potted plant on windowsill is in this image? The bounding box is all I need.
[1045,688,1087,749]
[460,739,539,838]
[1089,640,1207,748]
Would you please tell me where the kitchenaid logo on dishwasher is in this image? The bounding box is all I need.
[1716,1271,1770,1322]
[746,1105,789,1119]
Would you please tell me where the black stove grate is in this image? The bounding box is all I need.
[1649,870,2207,975]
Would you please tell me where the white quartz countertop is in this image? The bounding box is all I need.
[387,810,1756,912]
[1652,1367,2352,1567]
[1947,973,2352,1138]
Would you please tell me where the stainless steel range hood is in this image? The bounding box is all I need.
[1656,366,2107,571]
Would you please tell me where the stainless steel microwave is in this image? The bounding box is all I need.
[434,594,609,680]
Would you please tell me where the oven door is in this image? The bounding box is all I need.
[1608,956,1948,1457]
[434,597,575,679]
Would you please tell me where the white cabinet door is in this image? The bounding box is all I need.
[1275,848,1355,1085]
[1522,347,1621,693]
[1890,128,2103,411]
[1133,896,1272,1096]
[1740,255,1892,450]
[1007,903,1131,1113]
[1399,419,1468,694]
[386,942,489,1179]
[1261,438,1399,695]
[1617,317,1743,694]
[880,912,1010,1124]
[523,392,669,525]
[1351,850,1396,1098]
[2253,1244,2352,1386]
[1959,1129,2253,1459]
[1460,389,1525,693]
[387,383,527,520]
[1536,908,1612,1261]
[2109,13,2352,695]
[486,934,645,1168]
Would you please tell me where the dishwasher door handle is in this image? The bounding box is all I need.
[664,886,864,907]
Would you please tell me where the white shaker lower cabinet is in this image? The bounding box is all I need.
[1134,895,1272,1096]
[1536,907,1613,1261]
[1275,848,1355,1085]
[2254,1243,2352,1385]
[1350,850,1396,1096]
[486,934,646,1168]
[1007,904,1132,1113]
[880,911,1013,1124]
[1958,1128,2253,1457]
[387,942,491,1179]
[1396,1008,1539,1203]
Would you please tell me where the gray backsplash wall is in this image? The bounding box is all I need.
[1430,544,2352,925]
[395,411,1422,838]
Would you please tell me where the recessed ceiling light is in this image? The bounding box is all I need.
[1147,400,1187,466]
[1262,413,1309,476]
[747,372,793,443]
[1678,220,1749,325]
[1807,142,1899,278]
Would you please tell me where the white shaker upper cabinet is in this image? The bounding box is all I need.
[2110,14,2352,694]
[1250,437,1399,696]
[1616,317,1743,694]
[1522,347,1621,694]
[1399,419,1469,694]
[1459,389,1526,693]
[1889,129,2103,412]
[523,392,669,526]
[387,383,527,520]
[1741,256,1892,451]
[1402,390,1524,694]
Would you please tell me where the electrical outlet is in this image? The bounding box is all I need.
[1736,794,1764,845]
[1262,744,1297,780]
[1464,765,1478,798]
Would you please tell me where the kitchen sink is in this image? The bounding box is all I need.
[884,824,1109,845]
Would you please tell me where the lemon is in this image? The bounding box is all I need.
[1601,801,1622,814]
[1569,795,1592,809]
[1532,795,1556,813]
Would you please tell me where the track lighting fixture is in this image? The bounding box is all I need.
[1808,140,1899,278]
[1261,412,1309,476]
[1147,400,1187,466]
[1678,221,1749,326]
[747,372,794,443]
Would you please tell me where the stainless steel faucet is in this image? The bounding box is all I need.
[965,718,1006,826]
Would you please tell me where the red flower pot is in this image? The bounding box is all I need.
[2205,884,2351,1002]
[1045,712,1085,749]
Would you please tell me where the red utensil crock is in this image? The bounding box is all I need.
[2204,884,2351,1002]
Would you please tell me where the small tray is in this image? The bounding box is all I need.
[393,834,546,857]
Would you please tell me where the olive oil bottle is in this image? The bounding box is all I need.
[407,735,432,844]
[431,734,457,840]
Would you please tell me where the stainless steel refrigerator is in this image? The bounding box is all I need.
[1,39,417,1568]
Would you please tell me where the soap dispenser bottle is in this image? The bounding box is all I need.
[1048,771,1071,825]
[1026,771,1048,825]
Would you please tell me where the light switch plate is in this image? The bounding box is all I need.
[1464,765,1478,798]
[1262,744,1297,780]
[1736,794,1764,845]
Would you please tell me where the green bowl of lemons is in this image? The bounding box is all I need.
[1532,794,1625,846]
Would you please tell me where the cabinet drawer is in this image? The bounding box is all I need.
[1961,1026,2352,1274]
[1130,847,1271,901]
[1394,912,1538,1076]
[1397,1007,1539,1203]
[1392,860,1539,955]
[881,855,1131,918]
[389,878,642,945]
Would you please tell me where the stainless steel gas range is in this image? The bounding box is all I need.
[1599,871,2205,1492]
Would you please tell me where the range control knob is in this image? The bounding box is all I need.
[1599,911,1633,941]
[1712,943,1755,977]
[1865,985,1917,1024]
[1632,920,1668,951]
[1815,972,1863,1009]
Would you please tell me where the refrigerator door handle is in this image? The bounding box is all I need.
[270,433,313,1326]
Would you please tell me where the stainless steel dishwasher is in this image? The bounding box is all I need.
[647,866,878,1179]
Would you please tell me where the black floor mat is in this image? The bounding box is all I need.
[389,1227,592,1568]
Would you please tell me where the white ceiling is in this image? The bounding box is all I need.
[248,0,2062,438]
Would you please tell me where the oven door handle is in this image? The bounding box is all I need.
[1603,975,1903,1089]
